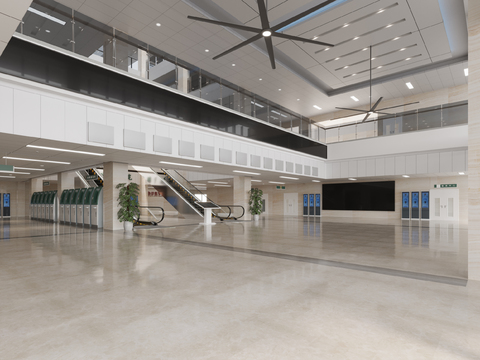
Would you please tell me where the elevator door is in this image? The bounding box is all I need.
[430,188,459,221]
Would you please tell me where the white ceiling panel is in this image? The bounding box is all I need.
[405,0,443,29]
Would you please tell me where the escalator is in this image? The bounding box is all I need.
[133,167,244,221]
[76,168,104,188]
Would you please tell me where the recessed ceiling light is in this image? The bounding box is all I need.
[405,58,411,61]
[2,156,70,164]
[353,37,359,40]
[344,66,349,69]
[351,96,359,101]
[459,172,465,175]
[27,7,66,25]
[377,9,385,13]
[278,88,281,91]
[402,175,410,178]
[205,49,209,52]
[297,98,300,101]
[0,175,15,178]
[343,24,349,28]
[156,23,161,27]
[377,66,383,69]
[208,181,229,184]
[14,167,45,171]
[214,184,231,187]
[464,68,468,76]
[262,30,272,37]
[313,36,318,40]
[190,183,206,186]
[269,181,285,184]
[312,180,321,183]
[251,179,262,182]
[232,63,236,66]
[233,170,261,175]
[348,178,357,181]
[393,37,400,41]
[259,78,262,81]
[352,73,356,76]
[26,145,105,156]
[324,47,330,51]
[386,24,393,28]
[280,176,299,180]
[159,161,202,168]
[371,57,376,60]
[406,82,414,89]
[334,57,340,60]
[313,105,322,110]
[45,29,51,33]
[362,48,368,51]
[400,48,406,51]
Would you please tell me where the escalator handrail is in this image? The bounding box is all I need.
[135,205,165,224]
[214,205,245,219]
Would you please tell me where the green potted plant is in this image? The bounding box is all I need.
[116,182,140,232]
[248,187,263,221]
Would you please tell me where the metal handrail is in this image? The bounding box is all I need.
[214,205,245,221]
[134,206,165,226]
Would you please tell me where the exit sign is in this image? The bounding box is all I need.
[435,184,457,188]
[276,186,286,190]
[0,165,14,172]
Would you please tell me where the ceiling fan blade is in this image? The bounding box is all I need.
[265,36,276,69]
[213,33,263,60]
[187,16,261,33]
[257,0,271,29]
[376,101,420,111]
[361,113,371,122]
[272,32,334,47]
[370,97,383,111]
[271,0,337,32]
[335,107,369,113]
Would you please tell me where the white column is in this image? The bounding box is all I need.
[233,176,251,221]
[468,0,480,280]
[103,162,128,231]
[57,172,75,194]
[177,67,189,93]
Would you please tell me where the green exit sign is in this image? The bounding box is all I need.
[0,165,14,172]
[276,186,286,190]
[435,184,457,188]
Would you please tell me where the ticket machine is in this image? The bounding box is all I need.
[2,193,10,219]
[83,188,95,227]
[31,193,38,219]
[70,189,81,225]
[59,190,68,223]
[90,187,103,229]
[48,190,58,222]
[39,192,47,221]
[64,189,74,224]
[33,192,40,219]
[76,188,87,226]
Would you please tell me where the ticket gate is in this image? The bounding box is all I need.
[39,192,47,221]
[48,190,58,222]
[31,192,39,219]
[70,189,81,225]
[90,187,103,229]
[33,192,40,219]
[59,190,68,223]
[76,188,87,226]
[83,188,95,227]
[64,189,74,224]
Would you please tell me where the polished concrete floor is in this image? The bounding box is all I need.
[1,217,479,359]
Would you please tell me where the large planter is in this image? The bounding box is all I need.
[124,221,134,232]
[253,214,260,221]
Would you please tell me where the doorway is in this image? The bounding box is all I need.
[430,188,459,221]
[284,193,298,216]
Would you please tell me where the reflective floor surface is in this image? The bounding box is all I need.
[1,217,478,359]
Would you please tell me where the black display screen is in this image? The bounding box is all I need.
[322,181,395,211]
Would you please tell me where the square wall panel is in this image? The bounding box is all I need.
[237,152,247,166]
[154,136,172,154]
[251,155,261,167]
[264,157,273,169]
[219,148,232,163]
[200,145,214,160]
[275,160,284,171]
[179,140,195,157]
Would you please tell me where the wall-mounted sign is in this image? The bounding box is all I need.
[86,175,98,181]
[434,184,457,188]
[43,181,50,186]
[422,192,429,208]
[276,186,286,190]
[412,192,419,208]
[402,192,409,208]
[0,165,14,172]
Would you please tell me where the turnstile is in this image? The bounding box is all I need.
[39,192,47,221]
[31,192,39,219]
[90,187,103,229]
[76,188,87,226]
[70,189,81,225]
[64,189,74,224]
[83,188,95,227]
[59,190,68,223]
[48,190,58,222]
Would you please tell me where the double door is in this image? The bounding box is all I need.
[430,188,459,221]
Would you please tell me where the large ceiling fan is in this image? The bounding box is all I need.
[188,0,336,69]
[335,46,419,122]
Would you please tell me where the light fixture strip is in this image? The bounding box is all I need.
[269,181,285,184]
[279,176,299,180]
[0,175,15,178]
[343,54,422,79]
[406,82,414,89]
[0,170,30,175]
[207,181,229,184]
[26,145,105,156]
[2,156,71,164]
[233,170,261,175]
[14,167,45,171]
[159,161,203,168]
[27,7,67,25]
